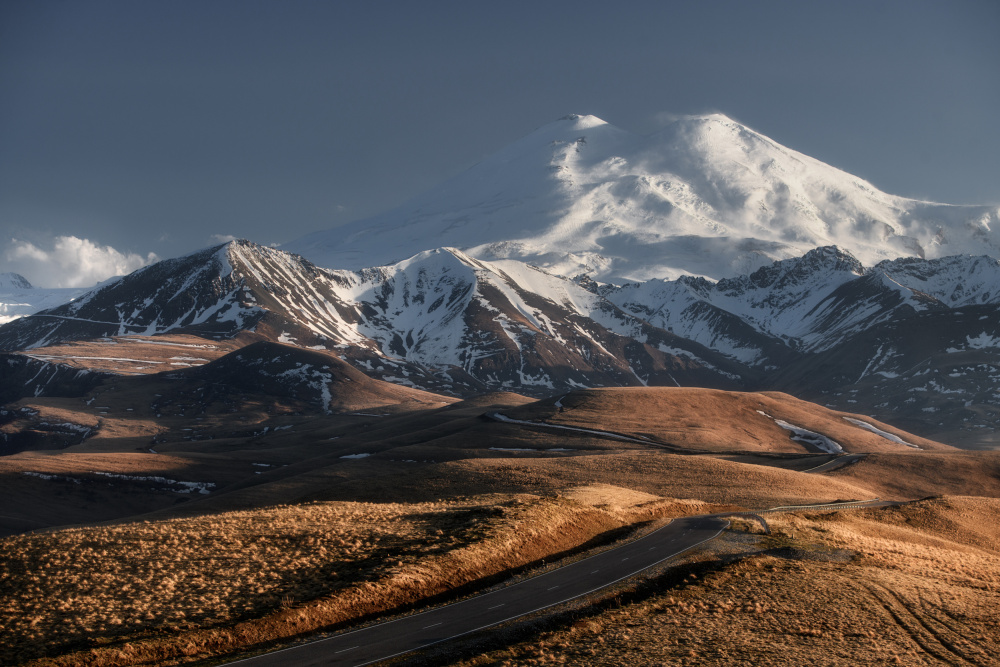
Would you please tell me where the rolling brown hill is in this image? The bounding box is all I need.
[2,381,998,666]
[504,387,952,453]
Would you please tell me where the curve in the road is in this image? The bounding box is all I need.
[710,512,770,534]
[226,516,729,667]
[800,453,867,473]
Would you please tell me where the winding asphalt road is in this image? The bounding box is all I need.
[227,515,729,667]
[225,412,883,666]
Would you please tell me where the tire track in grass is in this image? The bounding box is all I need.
[922,601,993,664]
[866,582,969,666]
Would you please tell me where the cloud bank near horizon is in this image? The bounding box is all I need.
[3,236,159,288]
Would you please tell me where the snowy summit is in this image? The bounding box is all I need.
[284,113,1000,283]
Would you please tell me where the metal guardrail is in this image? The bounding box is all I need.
[712,499,886,536]
[762,498,882,513]
[712,512,770,534]
[798,453,867,473]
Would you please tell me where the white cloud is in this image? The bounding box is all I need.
[209,234,237,244]
[3,236,159,288]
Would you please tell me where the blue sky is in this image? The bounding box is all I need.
[1,0,998,286]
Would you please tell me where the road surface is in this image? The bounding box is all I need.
[227,515,728,666]
[800,453,867,473]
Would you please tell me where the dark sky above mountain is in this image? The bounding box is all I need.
[1,0,998,287]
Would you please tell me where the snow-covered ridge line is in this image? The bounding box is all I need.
[5,238,1000,421]
[603,246,1000,357]
[0,283,88,325]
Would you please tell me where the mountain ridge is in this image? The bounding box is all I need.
[0,241,755,396]
[3,240,1000,445]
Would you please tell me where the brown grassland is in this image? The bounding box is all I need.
[444,496,1000,667]
[1,377,999,666]
[0,487,709,666]
[510,387,952,453]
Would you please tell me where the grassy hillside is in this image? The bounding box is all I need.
[2,382,998,666]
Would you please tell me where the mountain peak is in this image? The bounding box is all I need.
[0,273,32,290]
[520,114,624,146]
[554,114,609,129]
[737,246,865,292]
[283,113,1000,283]
[670,112,739,125]
[653,112,770,148]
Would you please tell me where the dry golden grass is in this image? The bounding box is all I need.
[439,450,879,508]
[3,500,448,662]
[0,452,197,478]
[836,450,1000,500]
[511,388,951,453]
[3,381,996,666]
[0,391,547,535]
[0,487,698,666]
[449,496,1000,667]
[145,438,996,527]
[1,400,100,430]
[436,446,1000,512]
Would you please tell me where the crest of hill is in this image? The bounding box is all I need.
[507,387,952,454]
[430,391,536,416]
[191,341,456,414]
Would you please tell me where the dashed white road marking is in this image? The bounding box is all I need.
[333,646,359,654]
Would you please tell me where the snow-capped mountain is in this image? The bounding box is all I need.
[0,273,88,326]
[4,239,1000,443]
[283,113,999,283]
[0,273,32,290]
[601,246,957,360]
[0,241,754,395]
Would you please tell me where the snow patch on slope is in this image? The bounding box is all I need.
[843,417,921,449]
[757,410,843,453]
